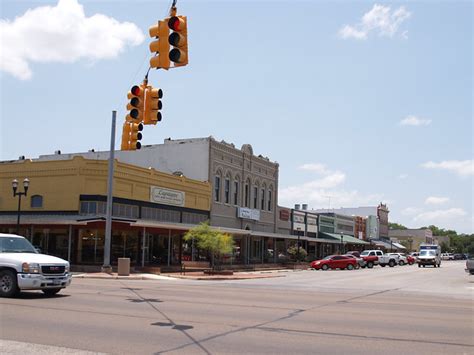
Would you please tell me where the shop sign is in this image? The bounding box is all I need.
[150,186,185,207]
[293,214,305,223]
[279,209,290,221]
[238,207,260,221]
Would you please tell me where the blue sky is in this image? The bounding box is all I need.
[0,0,472,233]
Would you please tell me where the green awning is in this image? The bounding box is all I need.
[319,232,370,245]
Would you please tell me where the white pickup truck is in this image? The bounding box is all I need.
[0,233,72,297]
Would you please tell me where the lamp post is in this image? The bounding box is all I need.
[12,178,30,235]
[340,233,344,254]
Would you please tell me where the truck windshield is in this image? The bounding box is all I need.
[420,250,435,256]
[0,237,37,253]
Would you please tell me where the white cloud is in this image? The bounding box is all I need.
[400,115,432,126]
[339,4,411,40]
[280,162,383,209]
[398,174,408,179]
[0,0,144,80]
[299,163,331,175]
[413,208,467,223]
[425,196,450,205]
[401,207,422,216]
[421,160,474,177]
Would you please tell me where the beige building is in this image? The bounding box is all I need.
[388,229,435,252]
[0,156,211,267]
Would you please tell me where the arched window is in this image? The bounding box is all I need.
[253,182,259,209]
[214,172,222,202]
[224,173,231,204]
[244,178,251,207]
[31,195,43,208]
[233,176,240,206]
[268,185,273,211]
[261,184,266,210]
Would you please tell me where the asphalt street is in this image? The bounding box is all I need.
[1,261,472,355]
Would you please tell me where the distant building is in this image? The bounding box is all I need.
[388,229,434,251]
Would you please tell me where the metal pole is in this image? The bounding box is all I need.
[67,225,72,262]
[102,111,116,273]
[168,230,171,266]
[16,194,22,234]
[142,227,146,268]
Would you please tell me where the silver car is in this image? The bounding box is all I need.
[466,256,474,275]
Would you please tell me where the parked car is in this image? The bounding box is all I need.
[359,250,383,268]
[406,254,416,265]
[378,253,400,267]
[465,255,474,275]
[344,254,365,268]
[441,253,451,260]
[310,255,358,270]
[388,253,408,266]
[345,251,361,258]
[453,254,464,260]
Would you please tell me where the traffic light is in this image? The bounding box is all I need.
[120,122,131,150]
[144,87,163,125]
[149,21,171,70]
[168,16,188,67]
[129,122,144,150]
[126,85,145,122]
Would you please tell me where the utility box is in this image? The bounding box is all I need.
[117,258,130,276]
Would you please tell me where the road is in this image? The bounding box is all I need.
[1,261,473,354]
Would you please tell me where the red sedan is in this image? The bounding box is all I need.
[310,255,358,270]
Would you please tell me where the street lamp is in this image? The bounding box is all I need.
[296,227,301,263]
[12,178,29,235]
[340,233,344,254]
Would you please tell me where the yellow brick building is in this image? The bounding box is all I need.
[0,156,211,268]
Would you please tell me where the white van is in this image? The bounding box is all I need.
[418,244,441,268]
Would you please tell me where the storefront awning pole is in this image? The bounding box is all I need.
[67,225,72,262]
[142,227,146,268]
[168,229,171,266]
[102,111,116,273]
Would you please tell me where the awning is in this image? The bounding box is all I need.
[391,242,406,250]
[370,239,393,249]
[320,232,370,245]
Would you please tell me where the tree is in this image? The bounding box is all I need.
[389,222,407,230]
[287,245,307,262]
[183,222,234,269]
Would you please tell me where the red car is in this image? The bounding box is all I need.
[310,255,358,270]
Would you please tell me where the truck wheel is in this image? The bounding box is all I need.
[42,288,61,297]
[399,261,405,266]
[367,262,374,268]
[423,265,425,268]
[418,264,421,268]
[380,264,386,267]
[389,260,396,267]
[347,264,354,270]
[321,265,329,271]
[0,270,19,298]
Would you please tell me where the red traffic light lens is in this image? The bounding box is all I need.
[168,17,181,31]
[131,85,141,96]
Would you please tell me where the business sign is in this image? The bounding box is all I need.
[150,186,185,207]
[238,207,260,221]
[279,209,290,221]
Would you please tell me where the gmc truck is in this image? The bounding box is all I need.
[0,233,72,297]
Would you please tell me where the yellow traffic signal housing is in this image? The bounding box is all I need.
[121,122,132,150]
[129,122,144,150]
[149,20,171,70]
[126,85,145,122]
[144,87,163,125]
[168,16,188,67]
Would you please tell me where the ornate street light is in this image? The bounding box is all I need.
[12,178,30,234]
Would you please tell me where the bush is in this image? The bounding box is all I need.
[287,245,307,261]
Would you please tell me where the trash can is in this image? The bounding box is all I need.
[117,258,130,276]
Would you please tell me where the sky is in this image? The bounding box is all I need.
[0,0,472,233]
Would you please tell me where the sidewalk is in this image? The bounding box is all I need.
[72,269,298,281]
